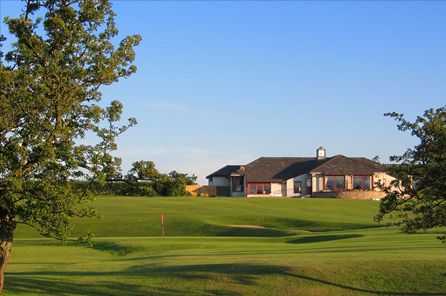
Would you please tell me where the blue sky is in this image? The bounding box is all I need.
[1,1,445,183]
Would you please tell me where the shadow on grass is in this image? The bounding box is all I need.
[272,217,381,232]
[151,221,291,237]
[287,234,363,244]
[6,263,445,296]
[6,276,212,296]
[127,263,289,285]
[285,272,446,296]
[91,241,144,256]
[203,223,290,237]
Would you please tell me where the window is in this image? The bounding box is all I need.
[256,184,264,194]
[325,176,345,191]
[231,176,244,192]
[294,181,302,194]
[249,184,257,194]
[353,176,371,190]
[248,183,271,195]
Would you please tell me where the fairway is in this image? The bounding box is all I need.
[5,197,446,296]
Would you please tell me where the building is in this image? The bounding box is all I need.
[206,147,394,198]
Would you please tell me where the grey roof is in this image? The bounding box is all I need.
[245,157,328,182]
[244,155,386,182]
[310,155,386,175]
[206,165,244,179]
[208,155,387,183]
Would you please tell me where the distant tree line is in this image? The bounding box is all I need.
[83,160,197,197]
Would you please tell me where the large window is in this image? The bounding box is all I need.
[248,183,271,195]
[353,176,371,190]
[325,176,345,191]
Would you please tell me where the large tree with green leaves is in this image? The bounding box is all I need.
[127,160,160,181]
[0,0,140,291]
[376,107,446,236]
[123,161,197,196]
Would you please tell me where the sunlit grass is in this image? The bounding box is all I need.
[6,197,446,296]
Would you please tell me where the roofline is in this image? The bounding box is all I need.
[309,155,343,173]
[206,165,244,179]
[310,155,386,174]
[248,156,316,161]
[245,156,317,169]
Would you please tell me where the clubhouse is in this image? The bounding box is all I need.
[206,147,394,199]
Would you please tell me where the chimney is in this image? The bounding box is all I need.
[316,146,326,160]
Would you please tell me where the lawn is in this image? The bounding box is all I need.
[5,197,446,296]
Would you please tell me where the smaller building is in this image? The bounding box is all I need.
[206,147,394,199]
[207,165,245,197]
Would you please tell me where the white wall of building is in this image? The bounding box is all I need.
[312,174,325,192]
[271,182,282,197]
[286,174,309,197]
[285,178,295,197]
[373,172,396,191]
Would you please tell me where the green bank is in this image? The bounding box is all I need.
[6,197,446,296]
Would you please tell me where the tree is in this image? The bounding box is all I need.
[376,107,446,237]
[127,160,159,181]
[0,0,140,291]
[168,170,197,186]
[156,171,197,196]
[124,162,197,197]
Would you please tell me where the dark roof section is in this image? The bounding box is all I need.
[310,155,386,175]
[245,157,330,182]
[206,165,244,179]
[244,155,386,182]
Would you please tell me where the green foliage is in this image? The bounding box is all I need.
[376,107,446,234]
[102,161,197,197]
[126,160,159,181]
[153,171,197,196]
[74,160,197,197]
[0,0,140,241]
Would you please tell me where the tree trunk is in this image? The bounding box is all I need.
[0,240,11,294]
[0,205,16,294]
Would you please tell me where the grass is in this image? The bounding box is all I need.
[5,196,446,296]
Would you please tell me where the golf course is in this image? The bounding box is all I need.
[2,196,445,296]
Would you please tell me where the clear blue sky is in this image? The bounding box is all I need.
[1,1,445,183]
